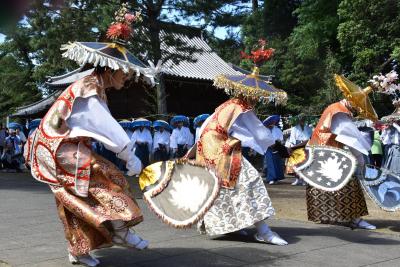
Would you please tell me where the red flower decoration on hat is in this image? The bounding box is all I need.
[106,3,142,42]
[106,23,132,41]
[240,38,275,66]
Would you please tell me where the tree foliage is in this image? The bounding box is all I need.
[337,0,400,83]
[234,0,399,117]
[0,50,41,117]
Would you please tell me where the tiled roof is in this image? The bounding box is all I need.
[12,90,62,117]
[161,32,240,80]
[46,68,94,88]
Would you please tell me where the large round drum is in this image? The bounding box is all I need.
[139,160,220,228]
[293,145,357,191]
[360,164,400,211]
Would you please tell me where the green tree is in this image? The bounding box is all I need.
[0,22,41,116]
[336,0,400,116]
[0,51,41,117]
[263,0,300,39]
[337,0,400,84]
[27,0,101,89]
[279,0,341,114]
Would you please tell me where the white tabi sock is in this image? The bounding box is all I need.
[352,218,376,230]
[254,220,288,246]
[69,253,99,267]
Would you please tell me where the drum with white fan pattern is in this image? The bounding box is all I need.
[139,160,220,228]
[359,165,400,211]
[293,145,357,191]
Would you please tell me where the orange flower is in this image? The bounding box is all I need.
[251,48,275,64]
[240,38,275,66]
[106,22,132,40]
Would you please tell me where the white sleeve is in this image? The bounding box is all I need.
[67,96,130,153]
[130,131,136,143]
[393,123,400,133]
[153,133,158,152]
[228,111,275,155]
[146,130,153,151]
[331,113,371,155]
[165,132,171,151]
[170,130,177,149]
[288,127,297,147]
[19,132,27,143]
[67,96,142,175]
[181,127,192,146]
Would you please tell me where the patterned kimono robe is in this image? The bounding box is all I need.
[196,98,276,235]
[24,75,143,256]
[306,102,369,223]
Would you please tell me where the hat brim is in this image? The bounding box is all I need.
[214,74,287,105]
[61,42,148,75]
[334,74,378,122]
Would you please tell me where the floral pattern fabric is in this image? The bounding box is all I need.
[196,98,251,189]
[199,158,275,236]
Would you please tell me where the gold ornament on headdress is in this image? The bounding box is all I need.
[213,68,287,105]
[213,39,288,105]
[334,74,378,121]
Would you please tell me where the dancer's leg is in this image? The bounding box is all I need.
[254,220,288,246]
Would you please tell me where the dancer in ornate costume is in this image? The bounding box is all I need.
[370,71,400,172]
[306,74,377,229]
[24,6,156,266]
[196,40,288,245]
[139,40,288,245]
[360,70,400,212]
